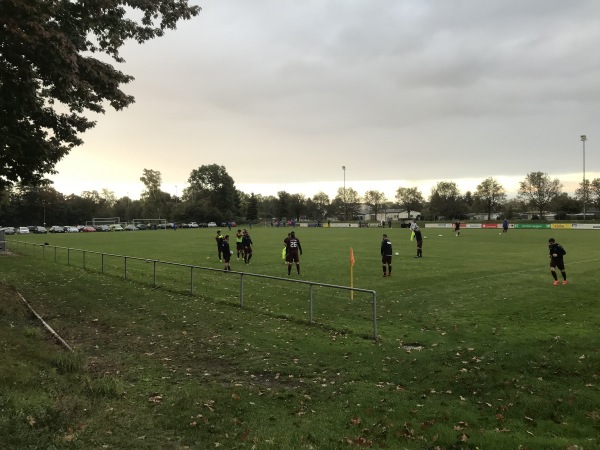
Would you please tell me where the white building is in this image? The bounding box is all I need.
[357,206,421,223]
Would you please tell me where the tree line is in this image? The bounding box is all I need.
[2,166,599,227]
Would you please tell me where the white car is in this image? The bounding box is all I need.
[17,226,30,234]
[188,222,199,228]
[64,226,79,233]
[207,222,217,227]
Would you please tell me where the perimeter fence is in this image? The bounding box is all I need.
[6,240,378,339]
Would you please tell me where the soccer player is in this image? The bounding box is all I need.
[215,230,224,261]
[222,235,232,271]
[548,238,567,286]
[414,226,423,258]
[502,219,509,234]
[235,229,244,260]
[381,234,392,277]
[454,220,461,236]
[242,230,253,264]
[284,231,302,275]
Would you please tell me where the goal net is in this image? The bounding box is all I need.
[133,218,168,230]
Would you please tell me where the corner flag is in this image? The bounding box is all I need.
[350,247,355,267]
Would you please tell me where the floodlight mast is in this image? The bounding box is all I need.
[342,165,346,221]
[581,135,587,221]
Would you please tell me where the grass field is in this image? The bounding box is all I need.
[1,226,599,449]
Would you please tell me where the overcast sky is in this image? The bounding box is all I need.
[49,0,600,201]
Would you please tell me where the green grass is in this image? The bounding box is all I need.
[1,226,599,449]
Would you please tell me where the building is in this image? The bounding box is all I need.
[357,206,421,223]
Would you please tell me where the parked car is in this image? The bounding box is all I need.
[64,226,79,233]
[95,225,110,232]
[16,226,30,234]
[207,222,217,227]
[82,226,96,232]
[124,224,138,231]
[49,225,64,233]
[109,224,124,231]
[32,226,48,234]
[3,226,15,235]
[188,222,199,228]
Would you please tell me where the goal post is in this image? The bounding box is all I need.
[90,217,120,227]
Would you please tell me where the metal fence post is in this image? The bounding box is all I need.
[239,273,244,307]
[309,284,313,323]
[153,261,157,288]
[372,292,378,340]
[190,267,194,294]
[83,250,86,270]
[67,248,70,266]
[124,256,128,280]
[101,253,105,273]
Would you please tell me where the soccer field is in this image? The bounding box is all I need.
[4,226,600,448]
[10,226,600,340]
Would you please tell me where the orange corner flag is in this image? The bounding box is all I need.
[350,247,355,267]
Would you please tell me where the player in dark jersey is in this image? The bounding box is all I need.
[242,230,253,264]
[548,238,567,286]
[414,227,423,258]
[284,231,303,275]
[222,235,232,271]
[381,234,392,277]
[454,220,461,236]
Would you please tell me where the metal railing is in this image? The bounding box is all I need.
[7,240,378,339]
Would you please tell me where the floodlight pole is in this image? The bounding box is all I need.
[342,165,346,221]
[581,135,587,221]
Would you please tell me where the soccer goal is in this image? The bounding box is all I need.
[89,217,121,227]
[133,218,168,230]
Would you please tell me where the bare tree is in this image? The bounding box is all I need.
[335,187,360,220]
[473,177,506,220]
[363,190,387,218]
[312,192,330,219]
[395,187,424,220]
[518,172,562,219]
